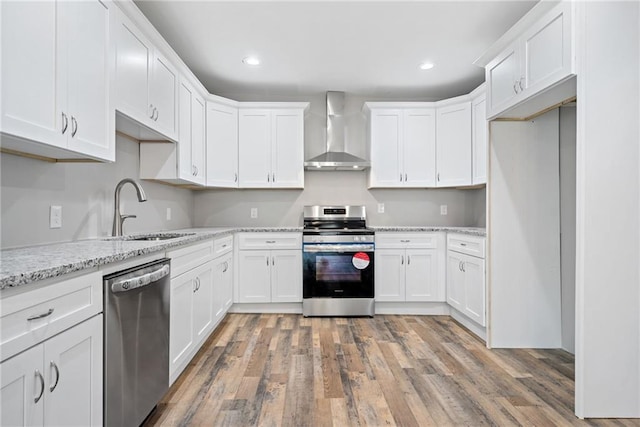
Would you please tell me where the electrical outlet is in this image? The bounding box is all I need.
[166,207,172,221]
[50,205,62,228]
[440,205,448,215]
[250,207,258,219]
[377,203,385,214]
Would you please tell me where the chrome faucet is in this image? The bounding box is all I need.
[112,178,147,236]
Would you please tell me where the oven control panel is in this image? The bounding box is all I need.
[303,234,375,244]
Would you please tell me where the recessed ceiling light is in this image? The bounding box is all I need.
[420,62,435,70]
[242,56,260,66]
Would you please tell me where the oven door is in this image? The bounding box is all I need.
[303,243,374,298]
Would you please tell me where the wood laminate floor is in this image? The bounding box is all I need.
[144,314,639,427]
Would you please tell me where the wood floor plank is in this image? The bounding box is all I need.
[144,313,636,427]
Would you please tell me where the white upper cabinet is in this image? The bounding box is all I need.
[238,105,307,189]
[471,89,487,185]
[139,78,205,185]
[206,101,239,188]
[484,1,575,119]
[436,101,472,187]
[114,8,178,141]
[0,0,113,161]
[366,105,436,188]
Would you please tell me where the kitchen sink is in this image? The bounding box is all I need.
[107,233,196,241]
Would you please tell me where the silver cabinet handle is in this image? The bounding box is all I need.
[272,256,275,266]
[462,262,466,272]
[459,261,463,271]
[266,257,269,266]
[266,240,276,244]
[272,173,275,183]
[154,107,159,121]
[71,116,78,137]
[223,261,228,273]
[267,173,270,183]
[401,255,404,265]
[513,81,519,94]
[34,370,45,403]
[149,104,154,119]
[234,173,238,183]
[405,173,408,182]
[400,174,403,182]
[61,112,68,134]
[27,308,54,321]
[194,166,198,176]
[460,243,467,246]
[437,173,440,182]
[519,77,525,92]
[407,255,411,265]
[49,361,60,392]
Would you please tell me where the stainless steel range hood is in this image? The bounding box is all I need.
[304,92,370,171]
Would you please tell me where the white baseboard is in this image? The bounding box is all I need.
[229,302,303,314]
[374,301,450,315]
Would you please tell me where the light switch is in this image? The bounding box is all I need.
[440,205,448,215]
[378,203,385,213]
[166,207,172,221]
[50,205,62,228]
[251,208,258,219]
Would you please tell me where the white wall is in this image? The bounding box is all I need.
[489,110,562,348]
[574,1,640,418]
[0,135,194,248]
[194,171,484,228]
[559,106,576,354]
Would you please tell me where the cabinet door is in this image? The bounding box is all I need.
[0,1,66,148]
[405,249,440,302]
[471,93,487,185]
[369,110,403,188]
[271,250,302,303]
[271,110,304,188]
[374,249,405,301]
[44,315,102,427]
[114,11,152,123]
[149,52,178,140]
[178,81,194,181]
[213,256,229,321]
[522,2,573,94]
[486,42,521,117]
[239,110,271,188]
[237,250,271,303]
[191,94,206,185]
[462,255,486,327]
[403,109,436,187]
[221,254,234,311]
[169,271,195,375]
[206,103,239,187]
[436,102,472,187]
[64,0,112,161]
[0,345,44,427]
[192,262,214,344]
[446,251,465,311]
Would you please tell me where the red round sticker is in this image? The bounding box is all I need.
[352,252,370,269]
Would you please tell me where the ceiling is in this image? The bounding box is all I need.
[134,1,537,101]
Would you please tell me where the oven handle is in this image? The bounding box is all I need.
[303,244,374,253]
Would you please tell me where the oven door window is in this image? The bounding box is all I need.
[303,251,374,298]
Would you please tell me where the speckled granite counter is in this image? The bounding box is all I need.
[0,227,301,290]
[1,225,483,290]
[370,226,486,237]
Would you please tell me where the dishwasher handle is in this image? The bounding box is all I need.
[110,263,170,294]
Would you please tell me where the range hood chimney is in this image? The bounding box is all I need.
[304,91,370,171]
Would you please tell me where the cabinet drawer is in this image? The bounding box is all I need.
[167,239,214,277]
[447,234,485,258]
[0,271,102,362]
[213,235,233,257]
[238,232,302,250]
[375,232,440,249]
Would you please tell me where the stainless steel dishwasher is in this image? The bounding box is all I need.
[104,258,171,427]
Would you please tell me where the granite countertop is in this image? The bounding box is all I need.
[370,226,486,237]
[0,225,483,290]
[0,227,301,290]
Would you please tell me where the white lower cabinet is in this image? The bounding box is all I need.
[167,240,215,383]
[375,233,445,302]
[213,252,233,320]
[237,233,302,304]
[0,315,103,427]
[446,234,486,327]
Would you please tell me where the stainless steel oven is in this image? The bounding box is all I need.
[302,206,375,317]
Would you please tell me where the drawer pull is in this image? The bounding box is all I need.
[34,370,45,403]
[27,308,54,321]
[460,243,467,246]
[49,361,60,392]
[266,240,276,244]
